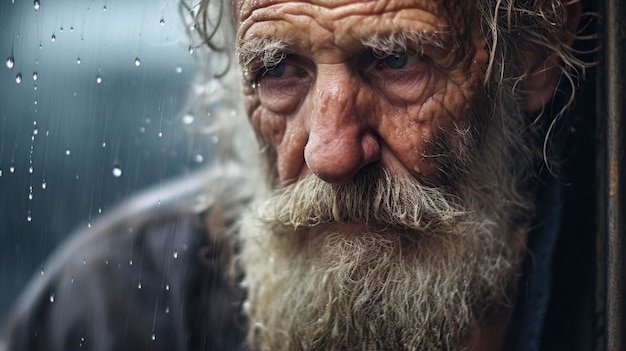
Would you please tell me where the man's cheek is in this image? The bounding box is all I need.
[248,104,289,153]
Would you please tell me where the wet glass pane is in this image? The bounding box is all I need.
[0,0,209,322]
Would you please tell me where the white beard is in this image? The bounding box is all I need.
[237,90,534,350]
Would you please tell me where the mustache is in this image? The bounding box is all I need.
[258,167,469,235]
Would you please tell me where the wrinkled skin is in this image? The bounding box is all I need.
[236,0,488,186]
[233,2,542,349]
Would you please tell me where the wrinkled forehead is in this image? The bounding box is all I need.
[235,0,441,14]
[234,0,469,25]
[233,0,473,49]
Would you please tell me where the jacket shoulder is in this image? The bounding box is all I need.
[2,170,248,351]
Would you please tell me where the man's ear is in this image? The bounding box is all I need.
[523,1,582,113]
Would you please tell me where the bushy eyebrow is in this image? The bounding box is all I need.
[237,37,292,70]
[362,30,449,57]
[236,30,450,70]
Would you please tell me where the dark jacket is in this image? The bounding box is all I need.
[1,170,248,351]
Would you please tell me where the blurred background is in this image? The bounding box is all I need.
[0,0,215,322]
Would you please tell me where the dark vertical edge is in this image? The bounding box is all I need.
[599,0,626,350]
[595,0,608,348]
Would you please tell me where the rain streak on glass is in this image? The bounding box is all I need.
[0,0,202,325]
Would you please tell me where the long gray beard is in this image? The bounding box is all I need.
[238,90,534,350]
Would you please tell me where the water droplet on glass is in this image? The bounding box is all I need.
[165,284,170,291]
[83,258,87,264]
[27,212,32,222]
[96,75,102,84]
[182,114,194,125]
[32,72,38,81]
[129,259,133,266]
[41,180,47,189]
[172,251,178,259]
[138,126,146,133]
[33,127,38,135]
[28,166,33,174]
[40,267,45,275]
[70,26,74,32]
[60,27,64,32]
[10,165,15,173]
[134,58,141,67]
[175,66,183,74]
[165,306,170,314]
[6,57,14,69]
[188,46,194,55]
[194,154,204,163]
[65,149,71,156]
[49,293,55,303]
[0,169,3,177]
[98,207,102,214]
[87,222,91,228]
[33,0,39,10]
[137,283,142,289]
[159,18,165,26]
[15,73,22,84]
[103,5,107,11]
[71,277,74,283]
[76,57,81,64]
[151,334,156,341]
[51,34,56,42]
[157,131,163,138]
[112,165,122,178]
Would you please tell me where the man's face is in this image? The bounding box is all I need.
[236,0,488,186]
[234,0,534,350]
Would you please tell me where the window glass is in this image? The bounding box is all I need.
[0,0,208,322]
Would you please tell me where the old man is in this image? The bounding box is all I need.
[2,0,593,350]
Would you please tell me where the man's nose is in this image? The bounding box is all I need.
[304,69,380,184]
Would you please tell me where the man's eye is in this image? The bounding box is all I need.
[380,53,422,69]
[263,62,300,78]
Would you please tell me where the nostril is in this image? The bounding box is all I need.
[304,131,380,185]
